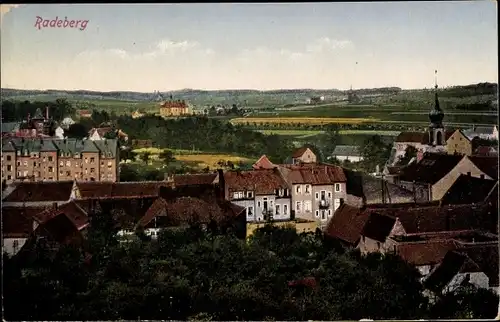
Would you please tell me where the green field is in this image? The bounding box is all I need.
[256,129,401,138]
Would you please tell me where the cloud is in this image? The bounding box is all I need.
[76,39,214,62]
[306,37,353,53]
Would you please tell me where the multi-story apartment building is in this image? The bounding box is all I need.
[278,163,347,227]
[224,168,291,222]
[2,137,119,184]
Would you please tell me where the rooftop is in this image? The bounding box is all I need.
[278,163,346,185]
[398,153,464,184]
[224,168,288,195]
[3,181,74,203]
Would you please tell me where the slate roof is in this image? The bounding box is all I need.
[252,155,276,169]
[173,173,218,186]
[2,122,21,133]
[332,145,362,157]
[468,156,498,179]
[75,181,172,199]
[344,168,414,203]
[1,138,118,157]
[398,154,464,184]
[441,174,498,205]
[224,168,289,195]
[278,163,346,185]
[3,181,74,202]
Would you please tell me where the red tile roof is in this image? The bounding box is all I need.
[160,101,188,109]
[138,195,245,228]
[399,154,464,184]
[279,163,346,184]
[361,212,396,242]
[3,181,74,203]
[468,155,499,179]
[173,173,218,186]
[395,132,428,143]
[252,155,276,170]
[324,203,370,245]
[2,206,47,238]
[76,181,173,199]
[224,169,288,195]
[292,147,311,158]
[396,239,458,266]
[34,201,89,230]
[88,127,113,137]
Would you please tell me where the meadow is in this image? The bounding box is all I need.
[132,148,253,170]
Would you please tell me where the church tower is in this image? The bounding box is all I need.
[428,70,445,146]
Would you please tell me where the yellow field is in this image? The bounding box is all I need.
[174,154,252,169]
[230,117,377,125]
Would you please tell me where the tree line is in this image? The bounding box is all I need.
[3,215,497,321]
[1,99,75,122]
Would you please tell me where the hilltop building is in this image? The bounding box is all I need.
[2,107,57,139]
[159,98,190,117]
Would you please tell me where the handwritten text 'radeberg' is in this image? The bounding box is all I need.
[35,16,89,31]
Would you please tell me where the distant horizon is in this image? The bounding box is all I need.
[1,81,498,94]
[1,3,497,91]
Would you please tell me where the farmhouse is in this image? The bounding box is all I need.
[330,145,363,162]
[288,146,317,164]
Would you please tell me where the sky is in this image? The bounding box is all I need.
[0,2,498,92]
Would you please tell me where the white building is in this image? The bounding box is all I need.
[463,125,499,141]
[330,145,363,162]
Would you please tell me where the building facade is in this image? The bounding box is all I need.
[446,129,472,156]
[159,100,190,117]
[1,138,120,184]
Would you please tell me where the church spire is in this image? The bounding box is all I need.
[429,69,444,127]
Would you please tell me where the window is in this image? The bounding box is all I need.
[304,200,312,212]
[48,177,53,180]
[247,191,254,198]
[7,175,11,180]
[6,155,11,161]
[90,168,95,173]
[257,201,261,208]
[278,189,284,197]
[90,157,95,163]
[107,161,112,166]
[328,209,332,217]
[334,199,341,210]
[17,162,21,166]
[60,161,64,166]
[296,185,301,194]
[66,161,71,166]
[315,210,319,217]
[23,171,28,177]
[85,158,89,164]
[283,204,288,215]
[275,204,280,215]
[296,201,301,212]
[7,165,11,171]
[335,183,341,192]
[66,171,71,176]
[305,184,311,193]
[320,190,326,200]
[48,167,53,173]
[247,206,254,216]
[327,192,332,199]
[48,156,53,162]
[315,192,319,200]
[321,210,326,220]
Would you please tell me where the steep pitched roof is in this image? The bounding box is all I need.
[88,127,113,137]
[224,169,288,195]
[252,155,276,169]
[395,132,427,143]
[3,181,74,202]
[468,155,498,179]
[75,181,172,199]
[324,203,370,245]
[278,163,346,185]
[173,173,218,186]
[441,174,498,205]
[292,147,311,158]
[361,212,397,243]
[399,154,464,184]
[82,139,100,153]
[423,250,472,292]
[33,201,89,230]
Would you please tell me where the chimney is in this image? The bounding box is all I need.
[217,168,226,200]
[45,106,49,120]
